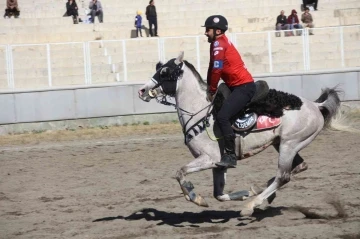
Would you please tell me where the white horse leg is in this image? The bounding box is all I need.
[240,144,297,216]
[262,145,309,204]
[274,144,308,176]
[176,154,214,207]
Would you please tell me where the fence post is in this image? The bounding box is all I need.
[232,33,237,48]
[122,40,127,82]
[267,31,273,73]
[196,36,201,73]
[87,42,92,84]
[46,44,52,87]
[83,42,88,84]
[305,28,311,70]
[8,45,14,88]
[157,38,162,62]
[302,28,307,71]
[5,45,11,88]
[340,26,345,67]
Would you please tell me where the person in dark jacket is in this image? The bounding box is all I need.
[275,10,290,37]
[89,0,103,23]
[4,0,20,18]
[146,0,158,37]
[66,0,82,24]
[303,0,318,11]
[288,9,303,35]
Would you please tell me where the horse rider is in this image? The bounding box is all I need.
[202,15,256,169]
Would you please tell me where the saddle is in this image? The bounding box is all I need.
[213,81,302,133]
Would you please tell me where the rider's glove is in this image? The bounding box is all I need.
[206,91,215,102]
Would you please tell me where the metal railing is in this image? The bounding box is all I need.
[0,25,359,89]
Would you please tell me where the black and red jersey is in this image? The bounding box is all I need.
[207,34,254,94]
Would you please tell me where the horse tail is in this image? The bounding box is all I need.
[315,87,342,129]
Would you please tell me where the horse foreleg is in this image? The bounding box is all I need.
[175,154,214,207]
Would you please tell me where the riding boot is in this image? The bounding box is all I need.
[216,134,237,168]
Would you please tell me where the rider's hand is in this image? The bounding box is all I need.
[206,92,215,102]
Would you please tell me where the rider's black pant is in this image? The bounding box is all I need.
[217,82,256,136]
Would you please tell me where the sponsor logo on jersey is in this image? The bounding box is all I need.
[213,47,223,51]
[214,51,219,56]
[213,60,223,69]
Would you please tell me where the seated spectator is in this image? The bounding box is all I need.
[288,9,303,36]
[302,0,318,11]
[89,0,103,23]
[65,0,82,24]
[4,0,20,18]
[275,10,291,37]
[301,7,315,35]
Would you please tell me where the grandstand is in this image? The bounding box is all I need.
[0,0,359,89]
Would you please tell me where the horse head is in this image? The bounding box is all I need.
[138,51,185,102]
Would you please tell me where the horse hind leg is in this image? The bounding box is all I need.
[274,143,308,176]
[240,144,297,216]
[175,154,214,207]
[263,145,309,204]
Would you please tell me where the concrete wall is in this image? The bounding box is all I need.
[0,68,359,125]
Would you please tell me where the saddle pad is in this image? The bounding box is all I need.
[254,115,281,131]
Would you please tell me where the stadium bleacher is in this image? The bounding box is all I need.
[0,0,359,89]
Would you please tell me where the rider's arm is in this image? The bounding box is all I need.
[208,44,225,94]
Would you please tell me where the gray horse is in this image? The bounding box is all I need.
[138,52,341,216]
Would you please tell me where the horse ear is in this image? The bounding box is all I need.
[156,61,163,71]
[175,51,184,65]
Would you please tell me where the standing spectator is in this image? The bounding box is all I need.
[301,7,315,35]
[302,0,318,11]
[288,9,303,36]
[4,0,20,18]
[146,0,158,37]
[275,10,291,37]
[66,0,82,24]
[89,0,103,23]
[135,10,143,37]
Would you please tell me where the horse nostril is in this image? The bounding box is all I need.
[139,89,146,96]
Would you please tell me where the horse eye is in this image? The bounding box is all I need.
[160,68,169,76]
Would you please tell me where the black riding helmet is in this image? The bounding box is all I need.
[202,15,228,32]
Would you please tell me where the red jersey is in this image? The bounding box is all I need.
[207,34,254,94]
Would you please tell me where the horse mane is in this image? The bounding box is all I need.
[183,60,207,91]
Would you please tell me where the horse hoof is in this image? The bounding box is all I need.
[193,195,209,207]
[250,185,264,196]
[240,208,254,217]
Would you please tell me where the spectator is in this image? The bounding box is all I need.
[302,0,318,11]
[146,0,158,37]
[66,0,82,24]
[288,9,303,36]
[275,10,291,37]
[301,7,315,35]
[89,0,103,23]
[135,10,143,37]
[4,0,20,18]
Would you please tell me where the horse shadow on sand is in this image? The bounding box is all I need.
[93,206,287,227]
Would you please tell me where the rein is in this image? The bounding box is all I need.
[155,96,213,144]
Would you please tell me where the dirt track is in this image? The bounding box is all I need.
[0,124,360,239]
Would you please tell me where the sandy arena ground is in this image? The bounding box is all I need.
[0,123,360,239]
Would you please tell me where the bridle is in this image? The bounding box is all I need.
[149,61,213,144]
